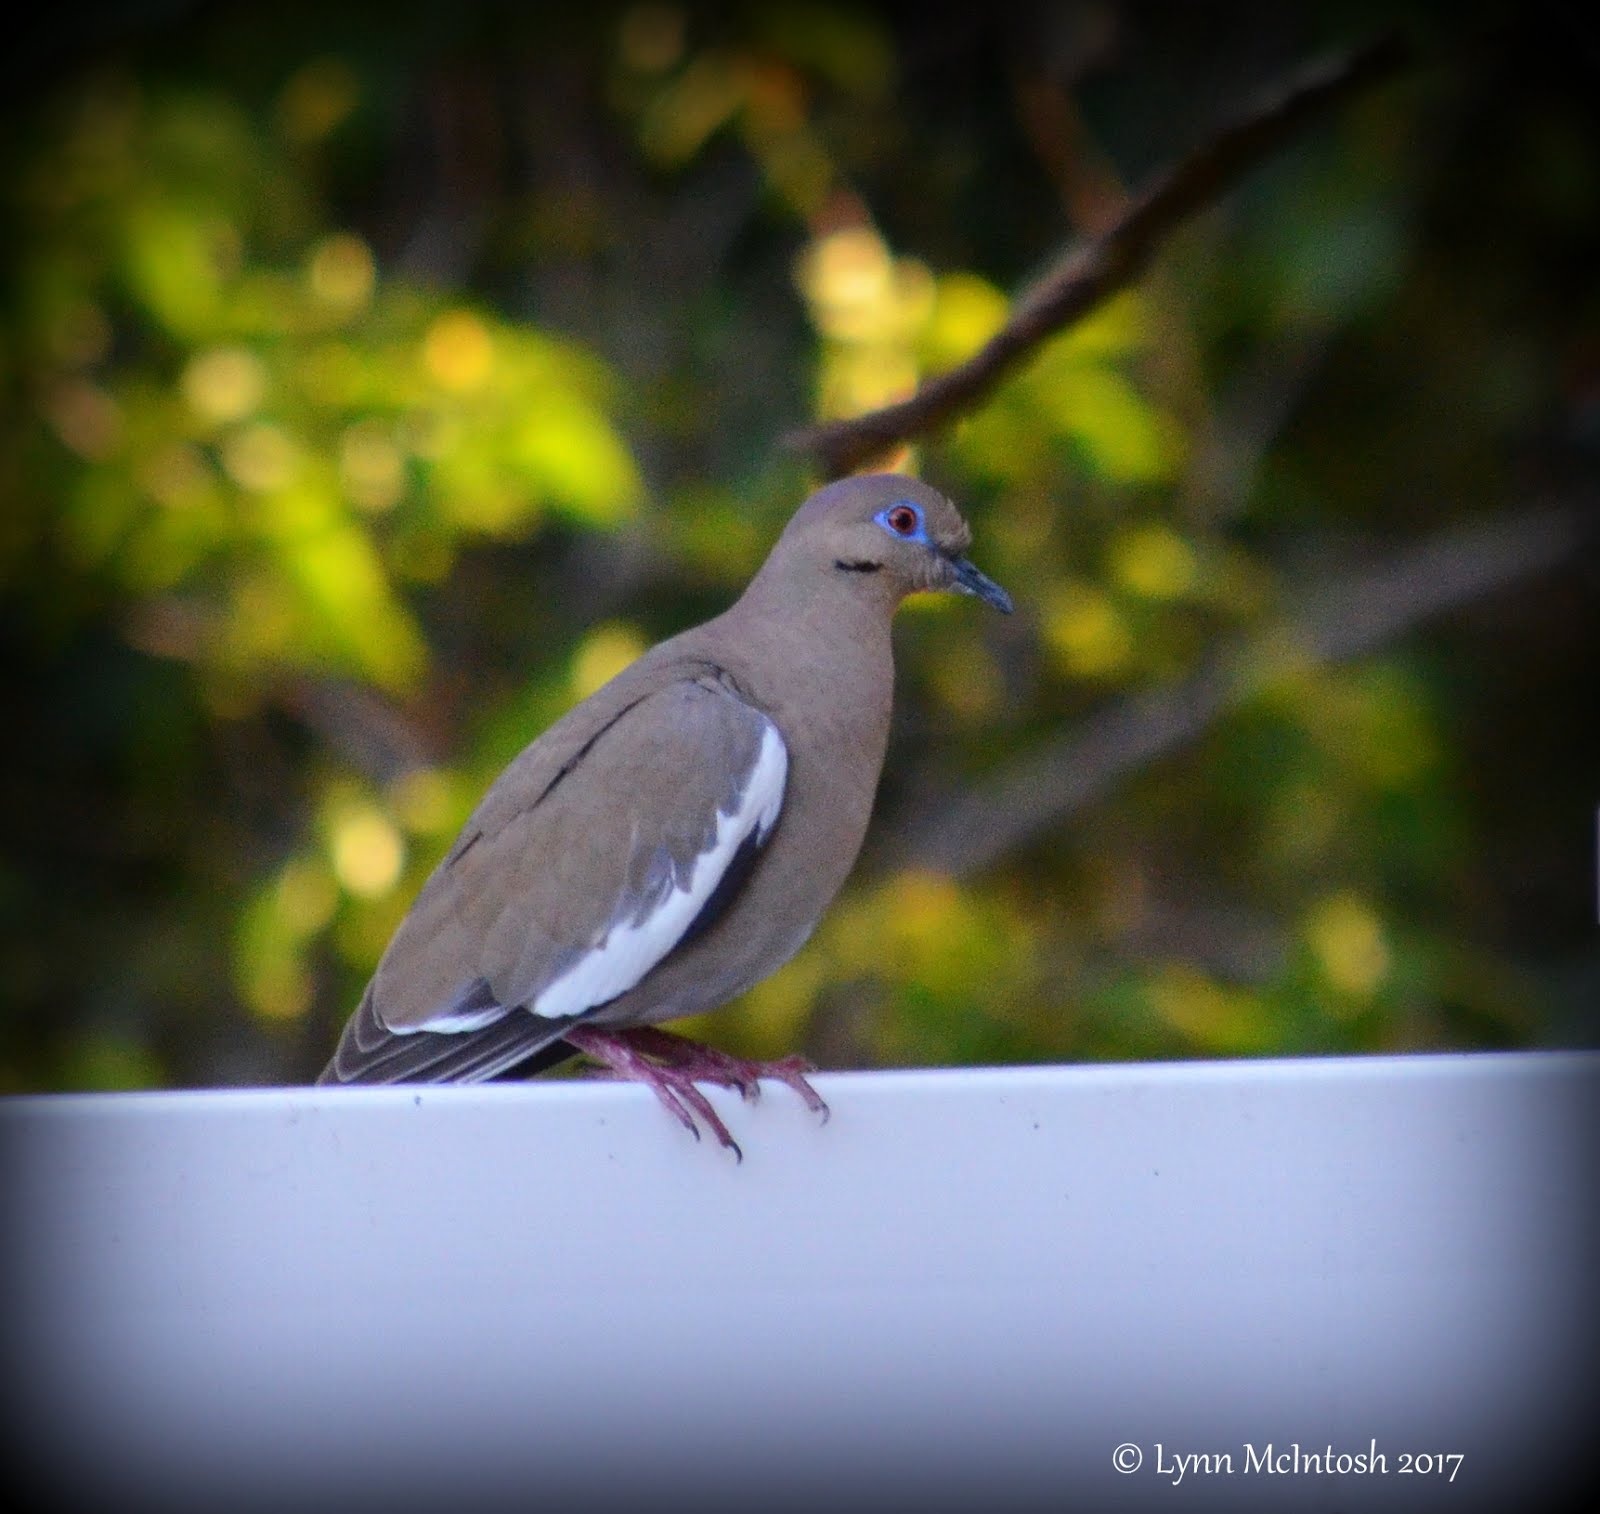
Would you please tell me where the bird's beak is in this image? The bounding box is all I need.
[947,554,1014,614]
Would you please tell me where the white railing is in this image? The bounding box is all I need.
[3,1050,1593,1511]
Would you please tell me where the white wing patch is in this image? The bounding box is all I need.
[529,718,786,1019]
[404,716,787,1036]
[408,1001,507,1036]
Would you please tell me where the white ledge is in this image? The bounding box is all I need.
[2,1051,1595,1512]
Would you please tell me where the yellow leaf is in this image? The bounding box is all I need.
[924,272,1008,369]
[1108,522,1198,600]
[570,622,647,699]
[510,394,640,525]
[1304,891,1391,1001]
[1046,365,1182,484]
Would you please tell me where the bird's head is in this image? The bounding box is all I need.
[774,473,1013,615]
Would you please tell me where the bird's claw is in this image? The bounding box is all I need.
[564,1025,825,1157]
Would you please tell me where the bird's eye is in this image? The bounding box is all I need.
[886,504,920,536]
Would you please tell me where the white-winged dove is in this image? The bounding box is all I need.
[318,473,1011,1155]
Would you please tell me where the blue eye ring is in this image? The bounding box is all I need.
[875,500,928,542]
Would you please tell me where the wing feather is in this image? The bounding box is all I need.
[319,674,786,1084]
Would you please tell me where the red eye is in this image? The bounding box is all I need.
[887,505,918,535]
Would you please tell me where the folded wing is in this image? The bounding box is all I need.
[318,675,787,1084]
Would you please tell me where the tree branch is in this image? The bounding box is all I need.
[888,504,1589,878]
[785,32,1415,479]
[282,677,436,787]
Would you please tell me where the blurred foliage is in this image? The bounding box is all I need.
[2,2,1595,1091]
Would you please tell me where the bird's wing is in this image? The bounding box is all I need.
[319,673,787,1084]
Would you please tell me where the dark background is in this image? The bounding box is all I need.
[2,0,1596,1091]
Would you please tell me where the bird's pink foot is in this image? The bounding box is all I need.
[620,1026,829,1120]
[564,1025,828,1160]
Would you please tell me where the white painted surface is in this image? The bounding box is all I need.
[2,1052,1594,1513]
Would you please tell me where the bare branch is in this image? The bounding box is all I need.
[786,32,1415,479]
[889,505,1589,878]
[282,677,436,788]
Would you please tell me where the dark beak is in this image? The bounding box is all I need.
[948,554,1014,614]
